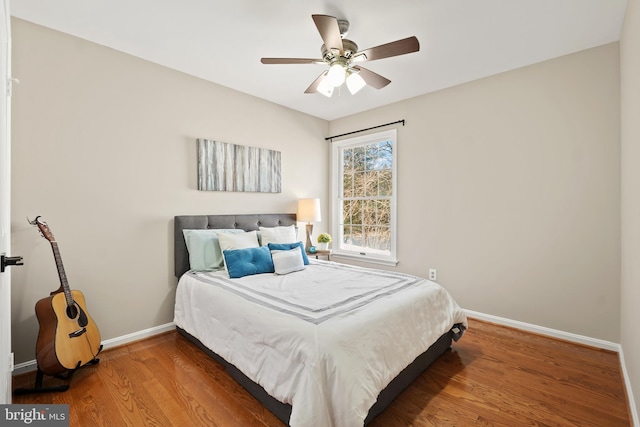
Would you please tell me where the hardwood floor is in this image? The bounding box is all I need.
[12,318,631,426]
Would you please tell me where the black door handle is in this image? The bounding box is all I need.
[1,253,24,273]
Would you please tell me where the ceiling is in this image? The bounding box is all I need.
[11,0,628,121]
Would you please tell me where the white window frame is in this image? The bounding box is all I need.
[331,129,398,266]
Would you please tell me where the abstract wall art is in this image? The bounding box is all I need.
[197,138,281,193]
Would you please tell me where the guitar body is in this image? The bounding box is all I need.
[35,289,102,376]
[30,216,102,377]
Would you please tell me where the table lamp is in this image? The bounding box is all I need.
[297,198,321,251]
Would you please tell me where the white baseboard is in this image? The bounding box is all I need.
[12,322,176,376]
[100,322,176,350]
[463,309,620,351]
[618,346,640,427]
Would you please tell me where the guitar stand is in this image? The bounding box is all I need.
[13,346,102,396]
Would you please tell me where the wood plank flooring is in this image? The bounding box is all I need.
[12,318,631,426]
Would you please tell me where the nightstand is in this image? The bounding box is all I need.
[307,249,332,261]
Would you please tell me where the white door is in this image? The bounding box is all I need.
[1,0,13,404]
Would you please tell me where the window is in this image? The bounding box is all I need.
[331,129,397,265]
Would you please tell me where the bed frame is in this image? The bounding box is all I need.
[174,214,456,425]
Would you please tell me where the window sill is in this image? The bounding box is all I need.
[331,252,399,267]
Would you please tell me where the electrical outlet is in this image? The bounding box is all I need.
[429,269,437,281]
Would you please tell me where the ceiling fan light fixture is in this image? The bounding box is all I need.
[261,14,420,97]
[317,74,334,97]
[346,72,366,95]
[327,63,347,87]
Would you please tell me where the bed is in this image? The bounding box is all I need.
[173,214,467,427]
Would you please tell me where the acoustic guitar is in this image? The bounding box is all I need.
[30,216,102,376]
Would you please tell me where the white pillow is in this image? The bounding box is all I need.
[271,247,305,275]
[259,225,297,246]
[217,230,260,252]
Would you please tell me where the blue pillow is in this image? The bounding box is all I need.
[267,241,309,265]
[223,246,275,278]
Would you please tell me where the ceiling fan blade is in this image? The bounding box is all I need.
[261,58,323,65]
[304,72,327,94]
[312,14,344,53]
[357,36,419,62]
[352,66,391,89]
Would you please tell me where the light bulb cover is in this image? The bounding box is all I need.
[317,75,334,97]
[327,63,347,87]
[346,72,366,94]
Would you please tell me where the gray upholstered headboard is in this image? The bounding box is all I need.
[174,214,297,278]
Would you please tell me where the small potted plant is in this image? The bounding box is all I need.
[317,233,332,250]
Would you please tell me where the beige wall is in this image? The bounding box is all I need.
[330,43,621,342]
[621,0,640,416]
[10,16,624,368]
[10,19,328,364]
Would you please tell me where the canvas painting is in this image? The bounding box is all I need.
[197,139,281,193]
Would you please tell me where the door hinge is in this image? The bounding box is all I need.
[9,353,14,372]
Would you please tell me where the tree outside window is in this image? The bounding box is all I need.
[332,129,397,265]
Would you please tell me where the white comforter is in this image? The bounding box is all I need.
[174,260,467,427]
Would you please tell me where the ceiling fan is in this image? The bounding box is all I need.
[260,14,420,97]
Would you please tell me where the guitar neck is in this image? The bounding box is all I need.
[50,241,73,307]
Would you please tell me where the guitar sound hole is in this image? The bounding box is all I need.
[66,304,79,319]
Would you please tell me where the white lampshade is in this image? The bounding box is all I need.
[346,72,366,95]
[327,63,346,87]
[297,198,321,223]
[317,75,334,98]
